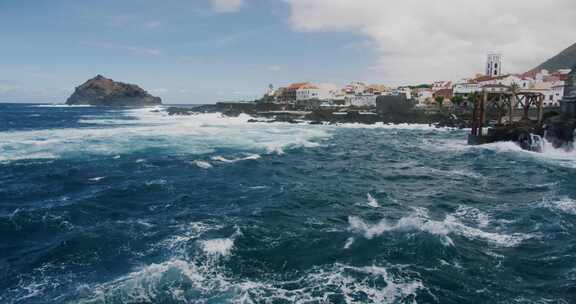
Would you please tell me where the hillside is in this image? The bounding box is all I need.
[533,42,576,72]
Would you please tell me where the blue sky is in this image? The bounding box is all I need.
[1,0,575,104]
[0,0,375,104]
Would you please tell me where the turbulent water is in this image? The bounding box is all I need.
[1,103,576,303]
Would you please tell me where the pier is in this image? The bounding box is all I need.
[469,67,576,151]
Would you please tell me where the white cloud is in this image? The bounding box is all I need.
[211,0,243,13]
[287,0,576,84]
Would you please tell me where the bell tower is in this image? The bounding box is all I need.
[486,53,502,77]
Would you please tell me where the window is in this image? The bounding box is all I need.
[549,95,553,101]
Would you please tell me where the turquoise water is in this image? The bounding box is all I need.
[1,104,575,303]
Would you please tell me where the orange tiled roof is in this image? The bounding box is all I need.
[287,82,311,89]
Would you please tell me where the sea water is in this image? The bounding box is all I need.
[0,103,575,303]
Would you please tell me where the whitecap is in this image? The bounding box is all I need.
[76,260,425,304]
[0,109,331,163]
[348,207,531,247]
[344,237,355,249]
[454,206,490,228]
[541,196,576,215]
[367,193,380,208]
[193,161,212,169]
[200,238,235,257]
[33,104,92,108]
[211,154,261,163]
[336,122,454,131]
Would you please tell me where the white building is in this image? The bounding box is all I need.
[415,88,434,107]
[486,53,502,77]
[432,81,452,92]
[453,82,480,95]
[396,87,413,99]
[548,80,564,107]
[316,83,339,101]
[296,84,320,101]
[551,80,565,106]
[344,82,368,95]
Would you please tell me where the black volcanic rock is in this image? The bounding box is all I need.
[66,75,162,106]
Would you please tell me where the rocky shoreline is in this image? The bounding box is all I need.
[163,102,575,152]
[164,103,470,128]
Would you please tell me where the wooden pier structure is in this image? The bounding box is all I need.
[468,84,546,145]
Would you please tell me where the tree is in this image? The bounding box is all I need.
[452,95,464,106]
[435,96,445,108]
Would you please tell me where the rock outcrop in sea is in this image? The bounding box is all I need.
[66,75,162,106]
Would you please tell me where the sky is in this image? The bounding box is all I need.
[0,0,575,104]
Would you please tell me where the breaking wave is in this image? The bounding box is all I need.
[348,207,531,247]
[76,260,424,304]
[0,107,331,163]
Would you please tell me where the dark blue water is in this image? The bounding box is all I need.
[1,103,575,303]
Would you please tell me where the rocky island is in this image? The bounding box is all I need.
[66,75,161,106]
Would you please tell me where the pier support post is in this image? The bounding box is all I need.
[479,91,487,136]
[510,94,516,126]
[537,94,544,125]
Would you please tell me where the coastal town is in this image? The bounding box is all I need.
[256,53,571,112]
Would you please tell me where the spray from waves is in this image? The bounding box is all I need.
[348,207,531,247]
[428,137,576,169]
[199,227,242,258]
[0,107,332,163]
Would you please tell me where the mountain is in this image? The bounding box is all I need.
[532,42,576,72]
[66,75,162,106]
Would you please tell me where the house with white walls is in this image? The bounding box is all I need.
[296,83,320,101]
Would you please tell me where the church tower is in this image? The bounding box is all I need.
[486,53,502,77]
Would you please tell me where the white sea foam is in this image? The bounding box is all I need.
[0,152,56,163]
[0,108,331,163]
[367,193,380,208]
[162,222,220,256]
[541,196,576,215]
[430,137,576,169]
[337,122,453,131]
[77,259,424,304]
[200,238,235,257]
[193,160,212,169]
[454,205,491,228]
[349,207,530,247]
[344,237,355,249]
[33,104,92,107]
[211,154,261,163]
[89,176,105,182]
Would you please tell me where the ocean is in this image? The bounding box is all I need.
[0,103,575,303]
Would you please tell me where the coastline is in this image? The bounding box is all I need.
[164,103,470,129]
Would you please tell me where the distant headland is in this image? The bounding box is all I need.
[66,75,162,106]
